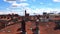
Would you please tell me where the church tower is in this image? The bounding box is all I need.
[25,10,29,17]
[25,10,26,16]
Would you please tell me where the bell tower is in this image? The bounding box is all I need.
[25,10,29,17]
[25,10,26,16]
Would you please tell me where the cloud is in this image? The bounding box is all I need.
[53,0,60,2]
[12,3,29,7]
[4,0,16,3]
[26,8,60,15]
[4,0,16,1]
[4,0,29,7]
[25,8,50,15]
[0,10,25,16]
[4,0,27,3]
[6,0,16,1]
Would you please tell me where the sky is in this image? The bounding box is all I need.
[0,0,60,15]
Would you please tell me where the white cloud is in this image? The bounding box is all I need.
[4,0,16,3]
[0,10,24,16]
[12,3,29,7]
[4,0,27,3]
[26,8,60,15]
[4,0,16,1]
[4,0,29,7]
[53,0,60,2]
[25,8,50,15]
[4,0,29,8]
[6,0,16,1]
